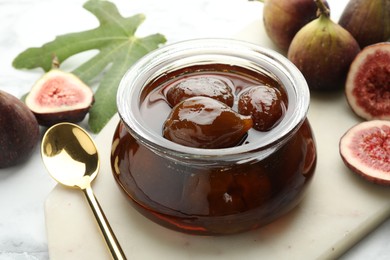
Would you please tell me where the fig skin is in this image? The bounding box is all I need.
[262,0,328,52]
[166,76,234,107]
[25,69,94,127]
[345,42,390,120]
[0,90,39,168]
[287,1,360,91]
[238,85,286,131]
[339,120,390,186]
[163,97,253,149]
[339,0,390,48]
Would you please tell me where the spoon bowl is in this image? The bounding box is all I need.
[42,123,99,188]
[41,122,126,260]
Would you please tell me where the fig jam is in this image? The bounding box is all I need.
[140,64,288,145]
[112,39,317,235]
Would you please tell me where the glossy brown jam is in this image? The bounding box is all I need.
[138,64,288,146]
[111,64,317,235]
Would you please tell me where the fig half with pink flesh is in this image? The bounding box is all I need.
[25,69,94,127]
[345,42,390,120]
[339,120,390,186]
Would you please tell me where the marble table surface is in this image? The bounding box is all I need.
[0,0,389,259]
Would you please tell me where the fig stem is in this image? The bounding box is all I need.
[51,55,60,69]
[315,0,330,17]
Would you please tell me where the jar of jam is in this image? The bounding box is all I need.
[111,39,317,235]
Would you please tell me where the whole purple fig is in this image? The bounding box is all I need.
[262,0,328,51]
[339,0,390,48]
[0,90,39,168]
[287,0,360,91]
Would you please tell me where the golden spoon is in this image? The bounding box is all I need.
[41,122,126,260]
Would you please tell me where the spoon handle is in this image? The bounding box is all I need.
[83,186,127,260]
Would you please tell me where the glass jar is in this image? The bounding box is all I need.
[111,39,317,235]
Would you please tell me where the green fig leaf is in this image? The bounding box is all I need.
[12,0,166,133]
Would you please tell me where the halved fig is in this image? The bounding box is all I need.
[25,69,94,126]
[339,120,390,186]
[345,42,390,120]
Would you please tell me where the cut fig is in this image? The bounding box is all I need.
[339,120,390,186]
[163,96,253,149]
[25,69,94,126]
[345,42,390,120]
[0,90,39,168]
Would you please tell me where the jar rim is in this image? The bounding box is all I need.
[117,38,309,158]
